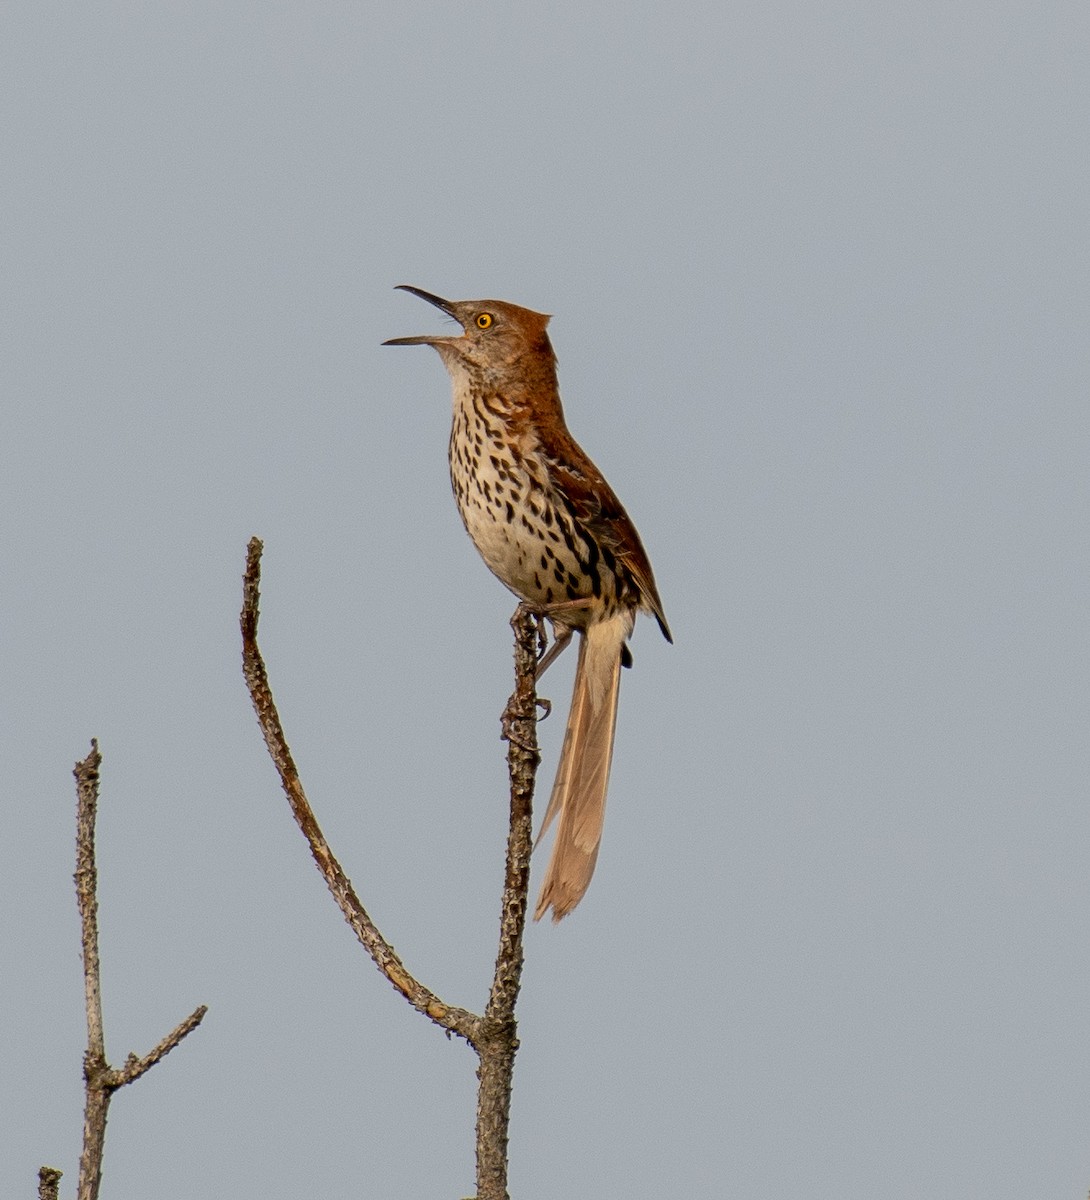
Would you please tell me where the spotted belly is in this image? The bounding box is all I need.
[448,438,598,616]
[454,473,587,610]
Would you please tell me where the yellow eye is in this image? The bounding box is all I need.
[476,312,493,329]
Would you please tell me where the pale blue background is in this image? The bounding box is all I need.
[3,3,1088,1197]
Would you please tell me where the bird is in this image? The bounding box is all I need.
[384,286,671,921]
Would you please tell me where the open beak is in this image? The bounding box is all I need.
[382,285,460,346]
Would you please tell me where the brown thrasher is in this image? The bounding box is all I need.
[384,286,671,921]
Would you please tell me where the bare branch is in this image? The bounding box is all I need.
[72,743,206,1200]
[38,1167,62,1200]
[475,604,541,1200]
[241,540,546,1198]
[74,740,110,1200]
[488,604,540,1019]
[109,1005,208,1087]
[74,743,106,1068]
[240,538,480,1043]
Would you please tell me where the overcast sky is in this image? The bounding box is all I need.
[3,3,1089,1197]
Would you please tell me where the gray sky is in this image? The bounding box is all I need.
[4,2,1088,1197]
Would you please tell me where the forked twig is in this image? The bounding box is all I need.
[69,742,206,1200]
[240,538,540,1200]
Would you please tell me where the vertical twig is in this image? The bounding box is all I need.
[74,743,110,1200]
[37,1167,62,1200]
[69,742,206,1200]
[475,606,540,1200]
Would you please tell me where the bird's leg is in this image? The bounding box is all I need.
[501,706,539,752]
[535,623,573,678]
[530,596,598,678]
[531,612,550,660]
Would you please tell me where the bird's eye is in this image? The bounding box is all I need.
[476,313,494,329]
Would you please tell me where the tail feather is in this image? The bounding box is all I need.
[534,611,633,922]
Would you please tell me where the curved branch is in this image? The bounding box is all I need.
[239,538,480,1043]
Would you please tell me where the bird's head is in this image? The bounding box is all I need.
[383,285,555,378]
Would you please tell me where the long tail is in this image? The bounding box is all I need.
[534,610,634,922]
